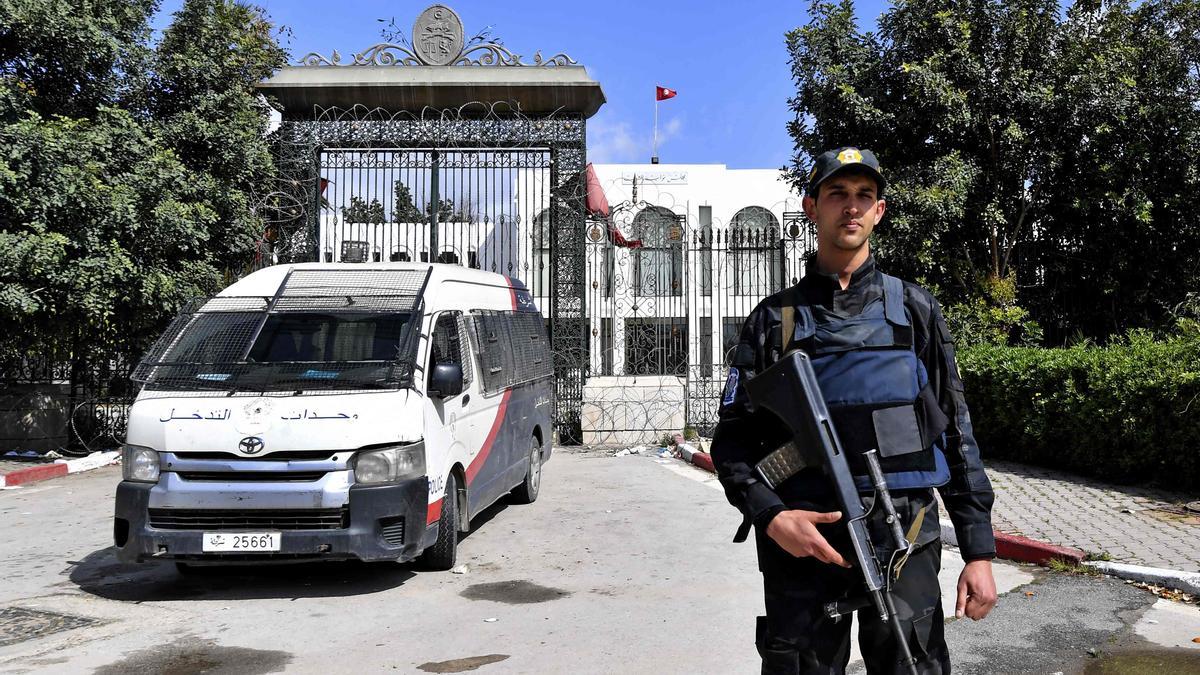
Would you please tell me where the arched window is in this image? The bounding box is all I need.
[632,206,682,297]
[729,206,781,296]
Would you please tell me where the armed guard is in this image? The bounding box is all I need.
[711,147,998,674]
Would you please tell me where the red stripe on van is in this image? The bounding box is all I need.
[465,388,512,485]
[504,276,518,309]
[426,498,442,525]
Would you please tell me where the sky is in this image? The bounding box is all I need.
[154,0,891,169]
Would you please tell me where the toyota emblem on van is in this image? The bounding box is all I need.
[238,436,264,455]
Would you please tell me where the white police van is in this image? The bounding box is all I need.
[113,263,553,570]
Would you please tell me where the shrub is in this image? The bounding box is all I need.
[944,274,1043,348]
[958,331,1200,491]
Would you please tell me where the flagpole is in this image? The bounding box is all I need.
[652,97,659,164]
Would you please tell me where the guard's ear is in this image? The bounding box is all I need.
[802,194,818,220]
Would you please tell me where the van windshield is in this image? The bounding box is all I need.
[134,308,419,392]
[134,268,431,392]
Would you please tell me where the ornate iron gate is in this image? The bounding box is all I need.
[316,148,555,294]
[252,4,599,442]
[263,105,588,441]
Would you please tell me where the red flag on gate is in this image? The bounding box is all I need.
[656,86,677,101]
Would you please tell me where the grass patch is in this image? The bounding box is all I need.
[1047,558,1104,576]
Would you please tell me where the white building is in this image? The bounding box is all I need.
[580,164,810,443]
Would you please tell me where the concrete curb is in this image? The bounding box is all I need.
[689,450,1087,567]
[1083,561,1200,596]
[0,451,119,488]
[992,532,1086,566]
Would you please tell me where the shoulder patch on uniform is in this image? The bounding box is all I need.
[721,368,740,406]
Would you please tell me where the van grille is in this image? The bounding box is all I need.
[148,508,348,530]
[176,471,327,482]
[173,450,337,461]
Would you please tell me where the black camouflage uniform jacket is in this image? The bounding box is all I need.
[710,256,996,564]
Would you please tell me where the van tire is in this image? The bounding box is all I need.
[510,436,542,504]
[420,473,458,571]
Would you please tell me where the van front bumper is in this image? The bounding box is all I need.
[113,477,435,564]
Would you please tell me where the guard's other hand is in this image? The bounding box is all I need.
[956,559,997,620]
[764,510,851,567]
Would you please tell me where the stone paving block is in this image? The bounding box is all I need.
[984,460,1199,573]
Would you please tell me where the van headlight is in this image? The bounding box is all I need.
[122,445,160,483]
[352,442,425,485]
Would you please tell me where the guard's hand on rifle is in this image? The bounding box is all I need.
[765,510,851,567]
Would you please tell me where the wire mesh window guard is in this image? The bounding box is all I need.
[429,312,469,388]
[467,309,553,395]
[133,269,428,392]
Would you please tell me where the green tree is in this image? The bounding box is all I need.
[343,196,387,223]
[1028,0,1200,338]
[392,182,425,222]
[785,0,1200,343]
[147,0,287,266]
[425,197,474,223]
[0,0,287,384]
[0,1,156,119]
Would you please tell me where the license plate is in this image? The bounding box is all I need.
[202,532,281,553]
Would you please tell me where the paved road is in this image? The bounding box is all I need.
[1,450,1198,674]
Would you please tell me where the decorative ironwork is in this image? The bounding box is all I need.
[298,4,578,68]
[2,350,137,454]
[259,101,588,441]
[586,188,809,437]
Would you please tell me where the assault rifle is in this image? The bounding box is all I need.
[744,349,920,675]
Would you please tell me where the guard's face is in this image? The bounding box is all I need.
[803,173,885,254]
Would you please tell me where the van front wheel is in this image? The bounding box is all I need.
[511,437,542,504]
[420,473,458,571]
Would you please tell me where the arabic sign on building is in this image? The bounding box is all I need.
[620,171,689,185]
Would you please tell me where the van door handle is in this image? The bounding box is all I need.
[462,394,470,405]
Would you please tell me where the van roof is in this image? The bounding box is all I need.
[220,262,521,297]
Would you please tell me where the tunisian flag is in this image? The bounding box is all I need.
[656,86,677,101]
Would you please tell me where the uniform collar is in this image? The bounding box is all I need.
[805,254,878,292]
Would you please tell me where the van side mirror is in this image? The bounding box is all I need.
[429,363,464,398]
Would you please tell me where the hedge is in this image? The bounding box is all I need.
[956,331,1200,492]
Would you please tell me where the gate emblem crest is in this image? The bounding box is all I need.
[413,5,464,66]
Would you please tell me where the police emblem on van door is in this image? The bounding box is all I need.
[239,436,265,455]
